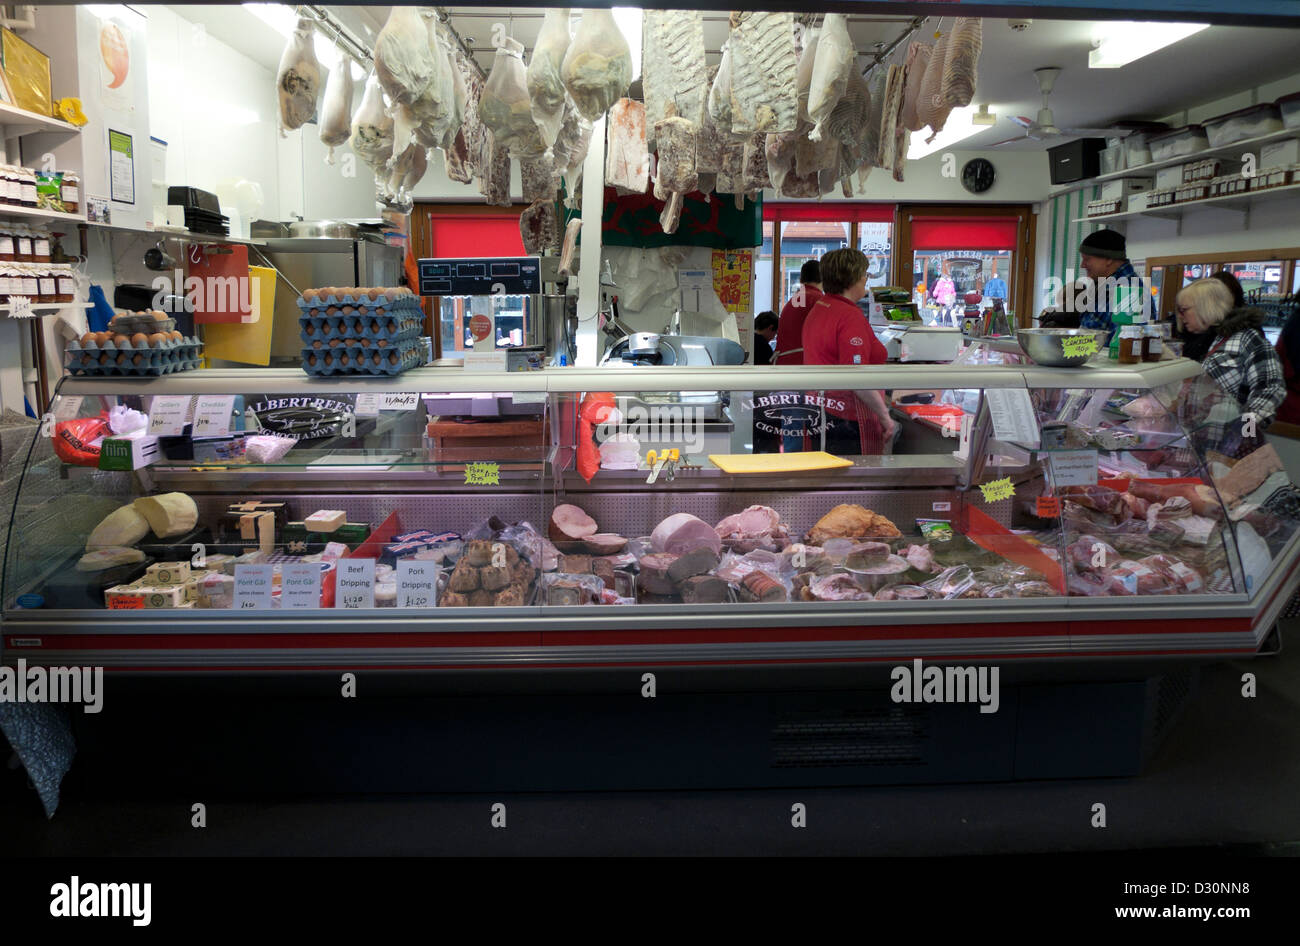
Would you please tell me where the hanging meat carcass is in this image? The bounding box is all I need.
[318,52,354,164]
[806,13,854,142]
[901,42,932,132]
[707,44,738,138]
[480,37,546,157]
[605,97,650,195]
[520,152,558,204]
[889,48,915,182]
[653,103,699,234]
[641,10,708,145]
[520,200,560,255]
[527,8,572,151]
[876,64,903,171]
[374,7,437,106]
[276,17,320,136]
[478,131,512,207]
[917,30,953,139]
[726,12,798,136]
[435,26,466,152]
[942,18,983,108]
[349,73,395,173]
[561,9,632,121]
[864,66,887,169]
[552,102,593,200]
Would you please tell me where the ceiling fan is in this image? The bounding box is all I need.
[987,66,1117,147]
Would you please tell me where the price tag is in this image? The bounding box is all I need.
[1036,495,1062,518]
[336,558,375,609]
[463,351,508,372]
[9,295,33,318]
[233,564,274,610]
[397,560,439,609]
[511,391,548,405]
[54,395,84,420]
[191,395,237,438]
[1061,335,1099,358]
[464,461,500,485]
[353,393,381,417]
[380,392,419,411]
[280,563,322,610]
[1048,449,1100,488]
[148,395,192,436]
[984,388,1040,447]
[979,477,1016,503]
[108,595,145,610]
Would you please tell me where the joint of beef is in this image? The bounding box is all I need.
[739,571,787,602]
[637,552,680,597]
[667,547,720,583]
[679,574,730,604]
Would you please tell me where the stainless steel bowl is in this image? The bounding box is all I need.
[1015,328,1108,367]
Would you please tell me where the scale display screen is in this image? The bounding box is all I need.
[418,256,541,296]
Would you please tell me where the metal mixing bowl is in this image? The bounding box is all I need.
[1015,328,1109,367]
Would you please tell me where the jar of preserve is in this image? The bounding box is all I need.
[1143,324,1164,363]
[19,168,37,208]
[36,268,55,303]
[0,266,11,304]
[19,264,37,300]
[60,172,80,214]
[1118,325,1143,365]
[0,166,17,205]
[31,228,50,263]
[13,226,32,263]
[0,223,14,262]
[53,266,76,303]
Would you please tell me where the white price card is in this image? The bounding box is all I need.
[336,558,376,609]
[54,396,84,420]
[397,560,439,609]
[148,395,192,436]
[8,295,33,318]
[380,392,419,411]
[1048,449,1100,488]
[511,391,548,405]
[191,395,237,438]
[280,563,322,610]
[233,564,274,610]
[984,388,1041,448]
[463,351,508,372]
[353,393,381,417]
[678,268,712,291]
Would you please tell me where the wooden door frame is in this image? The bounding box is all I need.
[893,204,1038,327]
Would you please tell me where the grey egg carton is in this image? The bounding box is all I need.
[301,339,423,377]
[64,336,204,376]
[299,312,422,344]
[106,313,178,335]
[297,290,420,309]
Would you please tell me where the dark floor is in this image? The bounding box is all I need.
[3,622,1300,856]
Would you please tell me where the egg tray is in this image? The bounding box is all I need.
[297,290,420,310]
[301,340,424,377]
[299,314,422,344]
[64,337,204,376]
[107,314,178,336]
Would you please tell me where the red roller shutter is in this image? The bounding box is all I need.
[764,203,895,222]
[911,217,1019,250]
[427,213,524,258]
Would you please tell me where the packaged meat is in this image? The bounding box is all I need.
[923,565,977,599]
[642,10,708,139]
[726,12,799,136]
[480,38,546,157]
[806,505,901,544]
[605,98,650,195]
[809,573,874,601]
[276,17,321,136]
[318,52,355,163]
[1066,534,1119,573]
[543,573,604,606]
[806,13,854,142]
[916,31,952,138]
[1061,485,1131,525]
[901,42,932,132]
[526,8,572,151]
[1103,559,1173,596]
[561,9,632,121]
[559,553,593,574]
[1138,554,1205,594]
[373,8,438,107]
[553,104,593,197]
[738,570,788,602]
[940,18,982,108]
[875,585,931,601]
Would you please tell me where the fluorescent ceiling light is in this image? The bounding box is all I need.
[612,7,642,82]
[85,5,134,20]
[244,3,365,81]
[908,106,983,160]
[1089,22,1209,68]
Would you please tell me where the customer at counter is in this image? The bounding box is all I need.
[773,260,822,365]
[801,248,896,454]
[753,311,778,366]
[1041,230,1150,342]
[1180,270,1247,363]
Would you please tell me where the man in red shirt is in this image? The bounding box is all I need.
[773,260,822,365]
[801,247,896,455]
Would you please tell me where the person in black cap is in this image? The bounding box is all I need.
[1076,228,1150,342]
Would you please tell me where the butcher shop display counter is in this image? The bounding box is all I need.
[2,362,1297,673]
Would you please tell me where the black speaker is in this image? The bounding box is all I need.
[1048,138,1106,185]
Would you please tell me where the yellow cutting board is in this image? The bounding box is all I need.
[708,451,854,474]
[200,265,277,366]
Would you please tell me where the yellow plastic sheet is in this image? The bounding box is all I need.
[200,265,276,366]
[708,451,854,474]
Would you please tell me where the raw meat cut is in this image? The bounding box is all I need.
[810,573,873,601]
[653,105,700,196]
[715,505,791,553]
[637,552,679,596]
[795,125,839,179]
[680,575,730,604]
[552,102,593,197]
[520,200,559,255]
[739,571,787,602]
[727,12,799,136]
[526,8,572,150]
[349,73,395,173]
[434,26,466,152]
[477,131,512,207]
[863,66,887,169]
[318,52,355,163]
[844,542,891,569]
[876,64,902,171]
[941,17,982,108]
[917,31,953,138]
[605,98,650,195]
[520,152,558,203]
[741,133,770,192]
[794,26,820,122]
[444,129,472,183]
[901,42,931,132]
[890,53,913,182]
[651,513,722,556]
[707,45,737,137]
[1061,484,1130,525]
[558,218,582,276]
[561,9,632,121]
[276,17,320,136]
[642,10,708,143]
[807,504,901,544]
[902,544,938,573]
[806,13,854,141]
[667,547,720,583]
[480,38,545,157]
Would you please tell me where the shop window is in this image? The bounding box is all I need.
[910,217,1019,325]
[763,203,895,312]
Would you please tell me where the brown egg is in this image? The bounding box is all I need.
[328,338,342,348]
[311,340,322,349]
[132,353,144,366]
[170,330,184,341]
[112,334,130,347]
[152,310,167,321]
[371,352,382,366]
[322,352,334,365]
[359,338,370,348]
[388,351,399,365]
[303,322,315,336]
[80,332,96,346]
[326,306,339,316]
[375,307,385,317]
[342,305,354,315]
[319,321,332,336]
[377,339,388,349]
[131,332,148,347]
[116,352,128,365]
[99,352,111,365]
[80,353,92,366]
[385,321,396,333]
[339,353,350,367]
[302,290,318,303]
[148,332,166,347]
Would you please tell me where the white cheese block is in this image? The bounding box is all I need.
[141,585,186,608]
[86,505,150,551]
[133,492,199,538]
[305,509,347,532]
[148,561,192,585]
[77,546,146,572]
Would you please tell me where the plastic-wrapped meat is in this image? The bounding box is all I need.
[349,73,394,173]
[741,134,769,192]
[558,218,582,277]
[445,128,472,184]
[1066,534,1118,573]
[606,98,650,195]
[764,129,797,194]
[708,45,737,136]
[901,42,931,132]
[552,103,593,197]
[827,72,872,168]
[1061,485,1131,526]
[806,13,854,141]
[433,27,465,152]
[520,152,558,204]
[277,17,321,136]
[1121,492,1151,519]
[796,118,841,178]
[810,573,873,601]
[863,66,887,171]
[374,8,437,107]
[526,8,572,151]
[889,53,913,183]
[727,12,799,135]
[318,53,355,163]
[642,10,708,142]
[1103,559,1174,596]
[1138,554,1205,594]
[520,200,559,255]
[941,17,982,108]
[876,64,903,171]
[917,31,953,138]
[477,131,512,207]
[653,108,699,196]
[561,9,632,121]
[480,38,545,157]
[794,26,819,122]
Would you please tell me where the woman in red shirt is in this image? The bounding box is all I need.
[800,248,896,455]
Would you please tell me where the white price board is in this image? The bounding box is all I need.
[280,563,322,610]
[397,560,439,609]
[54,396,84,420]
[463,351,508,372]
[984,388,1041,448]
[353,393,381,417]
[233,564,274,610]
[1048,449,1100,488]
[336,558,376,609]
[380,392,419,411]
[148,395,192,436]
[191,395,237,438]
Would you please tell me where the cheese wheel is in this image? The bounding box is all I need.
[87,504,151,550]
[132,492,199,538]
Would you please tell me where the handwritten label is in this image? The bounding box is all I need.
[280,563,321,610]
[191,395,237,438]
[233,564,274,610]
[397,560,439,609]
[984,388,1040,447]
[1061,335,1100,358]
[1048,449,1100,488]
[148,395,192,436]
[380,392,419,411]
[108,595,145,610]
[9,295,33,318]
[464,462,501,485]
[353,393,381,417]
[337,558,375,609]
[54,395,84,420]
[979,477,1016,503]
[1036,496,1062,518]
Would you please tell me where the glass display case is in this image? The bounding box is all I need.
[3,361,1297,671]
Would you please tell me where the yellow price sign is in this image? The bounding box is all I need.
[464,462,501,486]
[1061,335,1099,358]
[980,477,1016,503]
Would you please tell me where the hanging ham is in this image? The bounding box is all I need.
[642,10,708,144]
[605,97,650,195]
[318,53,354,164]
[276,17,320,136]
[527,9,572,151]
[480,37,545,157]
[349,73,394,173]
[941,18,983,108]
[561,9,632,121]
[806,13,854,142]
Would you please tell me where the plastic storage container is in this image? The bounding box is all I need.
[1124,131,1156,168]
[1100,142,1124,174]
[1203,103,1284,147]
[1149,125,1210,162]
[1277,92,1300,130]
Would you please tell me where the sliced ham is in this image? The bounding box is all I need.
[549,503,599,541]
[583,533,628,555]
[651,513,722,556]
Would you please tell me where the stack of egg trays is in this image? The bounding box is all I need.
[64,336,204,377]
[301,339,424,377]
